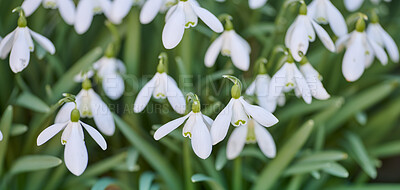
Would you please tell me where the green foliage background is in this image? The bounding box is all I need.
[0,0,400,189]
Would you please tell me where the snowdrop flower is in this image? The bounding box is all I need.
[140,0,177,24]
[205,17,251,71]
[37,107,107,176]
[74,0,105,34]
[249,0,268,9]
[154,93,213,159]
[285,3,335,62]
[0,8,55,73]
[367,14,399,63]
[22,0,76,25]
[162,0,223,49]
[211,75,278,145]
[336,18,388,82]
[74,69,95,82]
[101,0,134,24]
[55,79,115,136]
[344,0,391,11]
[299,57,330,100]
[226,119,276,159]
[268,53,312,112]
[134,54,186,114]
[307,0,348,37]
[93,56,126,100]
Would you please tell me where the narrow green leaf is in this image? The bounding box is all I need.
[191,174,224,190]
[325,184,400,190]
[91,177,116,190]
[283,162,331,176]
[10,124,28,136]
[15,92,50,113]
[10,155,62,174]
[252,120,314,190]
[298,151,348,163]
[215,147,227,171]
[0,106,13,175]
[139,172,155,190]
[370,140,400,158]
[322,162,349,178]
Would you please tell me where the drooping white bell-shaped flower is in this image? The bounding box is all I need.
[0,11,55,73]
[344,0,391,12]
[336,19,388,82]
[307,0,347,37]
[93,56,126,100]
[299,57,330,100]
[268,55,312,112]
[55,80,115,136]
[205,19,251,71]
[248,0,268,9]
[366,16,399,63]
[154,95,213,159]
[134,58,186,114]
[37,108,107,176]
[100,0,134,24]
[22,0,76,24]
[140,0,177,24]
[226,119,276,160]
[162,0,223,49]
[211,76,278,145]
[285,3,335,62]
[74,0,105,34]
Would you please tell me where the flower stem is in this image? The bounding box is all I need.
[183,138,195,190]
[232,157,242,190]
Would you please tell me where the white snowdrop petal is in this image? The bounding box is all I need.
[57,0,76,25]
[89,89,115,136]
[249,0,268,9]
[269,63,287,102]
[204,35,223,67]
[311,21,335,52]
[307,0,317,19]
[292,64,312,104]
[301,16,315,42]
[285,20,296,48]
[0,30,16,59]
[10,29,30,73]
[211,99,233,145]
[64,124,88,176]
[165,4,178,22]
[335,33,350,52]
[290,23,309,62]
[140,0,164,24]
[165,74,186,114]
[255,75,271,110]
[55,102,75,123]
[110,0,133,24]
[226,126,247,160]
[102,73,125,100]
[191,114,213,159]
[23,28,34,52]
[230,32,250,71]
[29,29,56,54]
[239,97,278,127]
[183,2,198,28]
[154,113,191,140]
[191,3,223,33]
[75,0,94,34]
[21,0,42,16]
[326,0,348,37]
[162,3,185,49]
[245,80,256,95]
[368,38,388,65]
[80,121,107,150]
[202,114,213,130]
[0,130,2,141]
[134,76,157,113]
[344,0,364,11]
[342,33,365,82]
[379,25,399,62]
[231,99,249,127]
[254,123,276,158]
[37,122,68,146]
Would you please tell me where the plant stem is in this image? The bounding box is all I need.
[183,138,195,190]
[233,157,242,190]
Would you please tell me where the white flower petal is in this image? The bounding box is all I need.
[292,64,312,104]
[0,130,2,141]
[269,63,287,100]
[344,0,364,11]
[211,99,233,145]
[21,0,42,16]
[165,4,177,22]
[80,121,107,150]
[254,123,276,158]
[245,79,256,96]
[231,99,249,126]
[162,3,185,49]
[335,33,350,52]
[183,113,196,137]
[140,0,163,24]
[204,34,223,67]
[103,73,125,100]
[191,2,223,33]
[202,114,213,130]
[10,29,30,73]
[29,29,56,54]
[239,97,278,127]
[191,113,213,159]
[342,32,365,82]
[311,20,335,52]
[55,102,75,123]
[285,19,296,48]
[249,0,267,9]
[89,89,115,136]
[226,125,247,160]
[110,0,133,24]
[64,124,88,176]
[326,0,347,37]
[230,31,250,71]
[255,75,270,109]
[134,76,157,113]
[57,0,76,25]
[23,28,34,52]
[74,0,94,34]
[301,16,315,42]
[154,113,191,140]
[300,63,330,100]
[368,38,388,65]
[37,122,69,146]
[165,74,186,114]
[289,22,309,62]
[183,2,198,28]
[377,25,399,62]
[0,29,16,59]
[307,0,317,20]
[61,123,72,144]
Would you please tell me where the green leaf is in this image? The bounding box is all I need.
[298,151,348,163]
[370,140,400,158]
[253,120,314,190]
[322,162,349,178]
[0,106,13,175]
[215,147,227,171]
[91,177,116,190]
[10,155,62,174]
[10,124,28,136]
[191,174,224,190]
[139,172,155,190]
[15,92,50,113]
[325,184,400,190]
[283,162,331,176]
